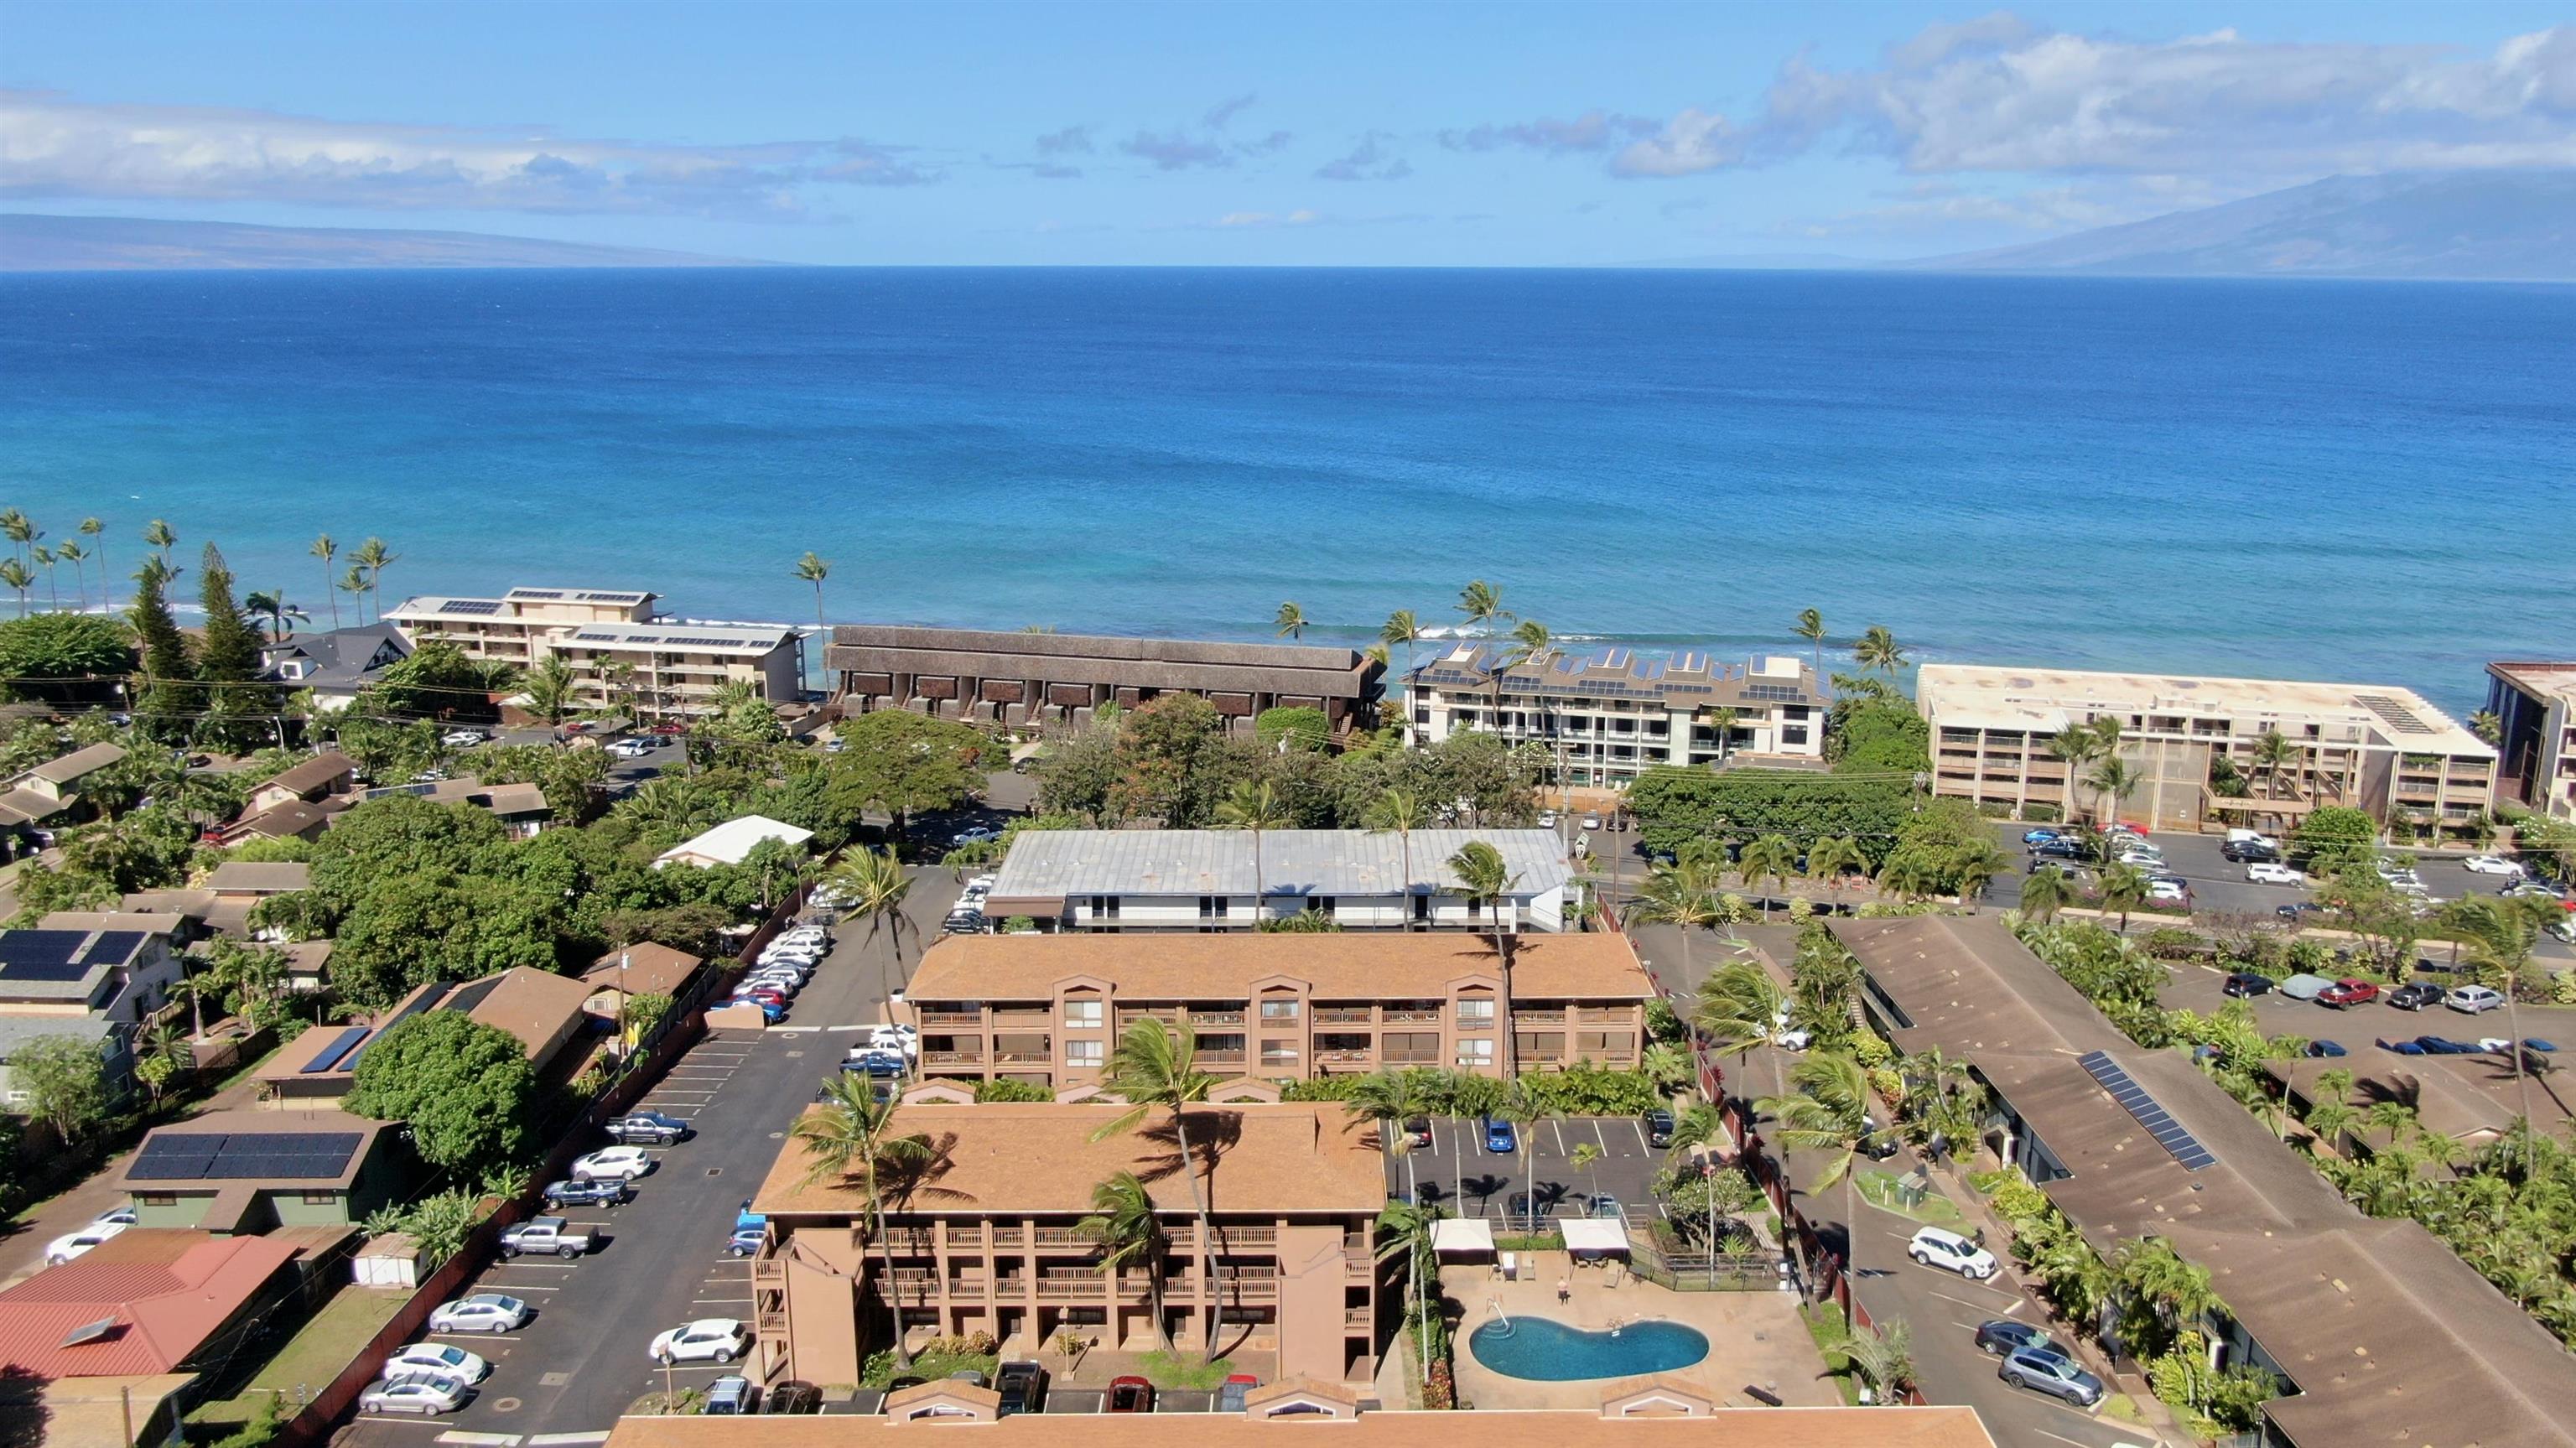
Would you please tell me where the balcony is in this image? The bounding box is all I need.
[918,1011,983,1028]
[1381,1051,1441,1066]
[1190,1009,1248,1027]
[1031,1227,1088,1248]
[1344,1307,1374,1328]
[922,1050,984,1066]
[995,1051,1052,1065]
[945,1224,986,1248]
[992,1009,1052,1029]
[991,1226,1026,1248]
[1317,1048,1373,1065]
[1313,1007,1374,1025]
[1198,1051,1246,1067]
[1513,1009,1566,1024]
[1117,1009,1182,1027]
[1576,1008,1633,1025]
[1383,1008,1442,1025]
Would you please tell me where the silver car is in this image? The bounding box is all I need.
[361,1373,472,1415]
[2000,1347,2103,1408]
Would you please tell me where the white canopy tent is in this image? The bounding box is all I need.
[1430,1218,1496,1256]
[1560,1218,1628,1256]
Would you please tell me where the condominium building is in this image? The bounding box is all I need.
[746,1102,1392,1385]
[901,931,1651,1089]
[1915,664,2497,833]
[826,625,1383,739]
[386,586,803,719]
[985,828,1575,932]
[1404,646,1824,789]
[2485,662,2576,821]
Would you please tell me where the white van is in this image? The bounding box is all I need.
[2226,828,2282,849]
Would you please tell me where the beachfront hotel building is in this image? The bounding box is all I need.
[2485,661,2576,821]
[1914,663,2497,833]
[824,625,1384,740]
[901,931,1651,1090]
[385,586,804,719]
[1402,646,1825,789]
[984,828,1574,932]
[746,1101,1393,1385]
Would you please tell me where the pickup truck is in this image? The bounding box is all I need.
[497,1217,595,1260]
[605,1111,689,1145]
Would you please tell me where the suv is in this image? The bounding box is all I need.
[1641,1108,1675,1148]
[2385,980,2444,1011]
[2221,973,2274,999]
[704,1376,758,1415]
[1907,1226,1997,1279]
[2317,978,2380,1009]
[606,1112,690,1145]
[2221,838,2283,863]
[995,1361,1047,1416]
[2445,984,2506,1015]
[766,1381,824,1415]
[2000,1347,2104,1407]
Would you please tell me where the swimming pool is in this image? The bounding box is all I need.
[1466,1316,1710,1380]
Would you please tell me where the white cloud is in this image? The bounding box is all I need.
[1315,132,1411,182]
[1441,109,1654,154]
[1613,109,1747,177]
[0,89,935,215]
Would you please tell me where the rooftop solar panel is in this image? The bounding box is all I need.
[512,589,566,599]
[2080,1051,2218,1171]
[301,1025,371,1073]
[129,1130,363,1181]
[0,930,98,981]
[442,599,504,615]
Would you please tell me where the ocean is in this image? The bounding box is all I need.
[2,267,2568,714]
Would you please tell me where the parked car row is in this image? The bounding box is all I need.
[2223,972,2510,1015]
[720,922,835,1019]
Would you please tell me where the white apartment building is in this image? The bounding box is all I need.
[386,586,803,719]
[1404,645,1824,788]
[1916,663,2498,834]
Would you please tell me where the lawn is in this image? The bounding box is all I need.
[1136,1348,1236,1390]
[1857,1170,1965,1225]
[1798,1302,1862,1407]
[189,1285,410,1427]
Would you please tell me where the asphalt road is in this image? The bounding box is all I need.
[340,869,956,1445]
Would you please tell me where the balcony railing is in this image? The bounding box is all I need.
[1576,1008,1633,1025]
[992,1009,1052,1029]
[922,1050,984,1066]
[1384,1009,1442,1024]
[1344,1307,1374,1328]
[995,1050,1052,1064]
[918,1011,982,1027]
[991,1227,1026,1248]
[1199,1051,1245,1067]
[1382,1051,1441,1066]
[1317,1048,1372,1064]
[1191,1009,1248,1027]
[1513,1009,1566,1024]
[1313,1007,1374,1025]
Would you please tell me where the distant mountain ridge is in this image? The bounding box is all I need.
[0,215,767,271]
[1905,172,2576,282]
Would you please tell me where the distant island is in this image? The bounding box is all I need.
[0,214,770,271]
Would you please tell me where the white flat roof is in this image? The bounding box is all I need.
[1919,663,2491,757]
[655,815,815,867]
[564,622,798,653]
[991,829,1571,900]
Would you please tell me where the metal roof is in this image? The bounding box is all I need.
[989,829,1570,900]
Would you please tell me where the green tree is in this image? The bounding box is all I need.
[1949,838,2012,911]
[793,1072,937,1366]
[13,1033,112,1144]
[828,844,917,987]
[1090,1019,1222,1353]
[1217,779,1290,924]
[349,537,398,620]
[1793,608,1827,682]
[520,654,579,727]
[829,708,992,840]
[794,552,831,633]
[342,1010,536,1172]
[1446,839,1519,1067]
[1737,833,1799,900]
[128,558,196,742]
[2083,756,2140,832]
[195,544,276,751]
[0,558,32,616]
[1851,625,1906,676]
[1759,1051,1877,1278]
[1379,609,1423,682]
[1254,705,1330,753]
[1496,1077,1550,1232]
[1078,1170,1175,1350]
[2292,806,2381,874]
[2018,864,2074,924]
[1363,786,1431,931]
[0,612,134,702]
[2099,862,2151,934]
[243,589,308,644]
[142,517,177,563]
[1273,600,1306,640]
[1626,766,1912,860]
[1632,858,1725,987]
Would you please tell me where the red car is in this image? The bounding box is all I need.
[1106,1376,1153,1413]
[649,722,689,736]
[739,986,789,1007]
[2317,978,2381,1009]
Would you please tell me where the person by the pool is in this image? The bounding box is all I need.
[1556,1275,1571,1305]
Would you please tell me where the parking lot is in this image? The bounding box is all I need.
[1389,1114,1665,1226]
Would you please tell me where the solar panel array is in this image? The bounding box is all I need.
[2079,1050,2218,1171]
[299,1024,372,1074]
[0,929,143,981]
[2354,693,2438,736]
[130,1129,365,1181]
[1743,683,1808,703]
[440,599,505,616]
[513,589,566,599]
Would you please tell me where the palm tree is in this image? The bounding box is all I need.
[1374,1196,1446,1386]
[2018,864,2073,923]
[2453,895,2554,1159]
[350,537,397,619]
[795,552,831,632]
[1345,1068,1436,1195]
[338,563,371,623]
[1216,780,1289,925]
[1496,1077,1550,1232]
[2084,756,2140,832]
[792,1073,936,1367]
[1706,706,1740,766]
[1077,1170,1175,1351]
[1363,787,1430,930]
[0,559,30,617]
[1632,859,1722,986]
[522,654,579,726]
[1570,1141,1605,1207]
[1759,1051,1877,1290]
[143,518,177,563]
[1090,1019,1221,1353]
[243,589,308,643]
[80,517,106,607]
[2469,709,2503,748]
[1,509,34,570]
[1875,852,1937,904]
[33,545,58,610]
[1499,618,1556,786]
[1737,833,1798,905]
[826,846,917,989]
[1851,625,1906,676]
[1949,838,2012,911]
[309,535,340,629]
[55,540,88,611]
[2250,727,2298,802]
[1794,608,1826,682]
[1688,956,1810,1280]
[1273,601,1306,640]
[1834,1315,1916,1406]
[2099,862,2150,934]
[1380,609,1423,681]
[1805,835,1867,891]
[1446,840,1520,1069]
[1457,579,1507,641]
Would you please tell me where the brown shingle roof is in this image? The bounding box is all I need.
[755,1103,1389,1218]
[584,942,705,997]
[904,932,1650,1003]
[462,967,594,1057]
[259,752,356,797]
[601,1405,1994,1448]
[25,742,127,786]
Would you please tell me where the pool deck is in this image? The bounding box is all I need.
[1443,1252,1840,1411]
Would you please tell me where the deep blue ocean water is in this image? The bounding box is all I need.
[2,267,2568,713]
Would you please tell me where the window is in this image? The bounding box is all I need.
[1259,999,1301,1021]
[1455,1039,1494,1067]
[1783,726,1810,745]
[1086,895,1120,920]
[1197,895,1230,920]
[1067,1040,1104,1067]
[1260,1041,1301,1067]
[138,1192,178,1207]
[301,1191,339,1206]
[1062,998,1103,1028]
[1455,997,1494,1027]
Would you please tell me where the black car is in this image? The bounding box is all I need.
[605,1111,690,1145]
[2386,981,2445,1011]
[764,1381,823,1415]
[2222,972,2275,999]
[1641,1108,1675,1149]
[2221,840,2283,863]
[2416,1035,2485,1056]
[995,1361,1047,1417]
[2277,901,2326,922]
[544,1177,629,1207]
[1974,1319,2055,1357]
[2031,839,2090,862]
[1402,1116,1432,1149]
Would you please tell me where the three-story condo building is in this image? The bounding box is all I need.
[386,586,803,719]
[1404,646,1825,789]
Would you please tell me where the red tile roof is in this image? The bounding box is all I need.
[0,1230,298,1377]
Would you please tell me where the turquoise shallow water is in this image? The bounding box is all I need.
[3,267,2568,713]
[1467,1316,1711,1380]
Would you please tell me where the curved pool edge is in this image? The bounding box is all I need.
[1464,1315,1711,1382]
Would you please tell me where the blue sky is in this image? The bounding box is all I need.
[5,1,2573,264]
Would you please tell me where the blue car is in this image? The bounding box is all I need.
[2023,828,2062,844]
[723,995,786,1022]
[2417,1036,2484,1056]
[2378,1037,2428,1056]
[2303,1040,2348,1058]
[843,1051,906,1077]
[1482,1117,1516,1153]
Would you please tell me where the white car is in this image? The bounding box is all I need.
[951,826,1000,847]
[440,729,488,748]
[572,1146,654,1181]
[2445,985,2506,1015]
[381,1343,489,1383]
[361,1376,472,1415]
[869,1025,919,1056]
[650,1318,750,1364]
[427,1293,531,1334]
[609,737,655,759]
[1908,1226,1998,1279]
[44,1217,130,1265]
[2147,880,2189,903]
[1581,813,1602,831]
[2246,863,2306,885]
[2462,855,2523,877]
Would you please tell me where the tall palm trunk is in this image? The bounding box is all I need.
[868,1161,914,1368]
[322,558,339,629]
[1173,1106,1220,1353]
[2505,973,2534,1165]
